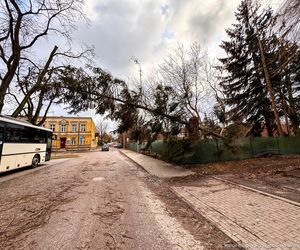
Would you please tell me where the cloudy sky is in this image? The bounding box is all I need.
[74,0,281,78]
[45,0,281,128]
[76,0,242,78]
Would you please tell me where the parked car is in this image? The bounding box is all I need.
[101,144,109,151]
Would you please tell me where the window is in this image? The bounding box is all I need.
[61,124,66,132]
[5,123,23,142]
[72,124,77,132]
[32,130,47,143]
[50,124,55,131]
[80,136,85,145]
[0,122,4,141]
[71,137,76,145]
[5,123,47,143]
[80,124,86,132]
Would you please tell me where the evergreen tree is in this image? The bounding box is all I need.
[278,46,300,134]
[218,0,289,136]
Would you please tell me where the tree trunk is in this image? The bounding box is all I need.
[36,98,54,126]
[263,112,274,137]
[0,50,21,113]
[279,85,290,135]
[31,91,45,124]
[285,72,299,134]
[258,38,284,136]
[11,46,58,117]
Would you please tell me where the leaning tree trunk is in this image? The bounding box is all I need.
[258,38,284,136]
[11,46,58,118]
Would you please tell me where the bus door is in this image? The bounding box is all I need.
[46,132,53,161]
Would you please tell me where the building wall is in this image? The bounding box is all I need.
[40,117,98,150]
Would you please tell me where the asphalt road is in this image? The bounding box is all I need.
[0,150,202,250]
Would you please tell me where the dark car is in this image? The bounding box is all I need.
[101,144,109,151]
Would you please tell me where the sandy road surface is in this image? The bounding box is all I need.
[0,150,202,250]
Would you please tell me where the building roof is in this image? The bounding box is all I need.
[42,116,93,119]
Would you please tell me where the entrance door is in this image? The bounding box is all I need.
[60,138,66,148]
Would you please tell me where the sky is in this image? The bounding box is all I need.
[49,0,239,127]
[74,0,281,79]
[9,0,282,131]
[76,0,242,78]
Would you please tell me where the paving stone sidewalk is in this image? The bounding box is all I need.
[122,150,300,249]
[120,149,194,178]
[172,178,300,250]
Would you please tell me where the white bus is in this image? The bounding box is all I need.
[0,116,53,173]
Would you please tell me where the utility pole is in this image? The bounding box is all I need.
[130,57,143,151]
[131,57,142,85]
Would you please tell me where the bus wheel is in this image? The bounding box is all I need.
[31,155,40,168]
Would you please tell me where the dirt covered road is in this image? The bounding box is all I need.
[0,150,207,250]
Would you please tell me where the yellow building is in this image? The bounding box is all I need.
[40,116,99,150]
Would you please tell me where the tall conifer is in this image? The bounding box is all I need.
[219,0,280,136]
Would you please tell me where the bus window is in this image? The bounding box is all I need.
[20,126,31,143]
[31,130,47,143]
[5,123,22,142]
[5,123,47,144]
[0,122,4,141]
[39,130,47,143]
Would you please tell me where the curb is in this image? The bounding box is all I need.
[119,150,195,179]
[118,150,154,177]
[120,150,300,208]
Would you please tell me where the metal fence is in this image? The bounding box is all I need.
[128,135,300,164]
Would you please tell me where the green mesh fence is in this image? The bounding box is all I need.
[128,143,146,152]
[150,141,168,156]
[128,135,300,164]
[190,139,220,164]
[277,136,300,154]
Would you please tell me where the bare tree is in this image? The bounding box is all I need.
[9,45,93,124]
[117,43,221,140]
[96,118,109,144]
[156,42,219,139]
[0,0,87,113]
[159,43,215,123]
[60,65,223,139]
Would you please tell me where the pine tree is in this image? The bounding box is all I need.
[277,45,300,134]
[219,0,285,136]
